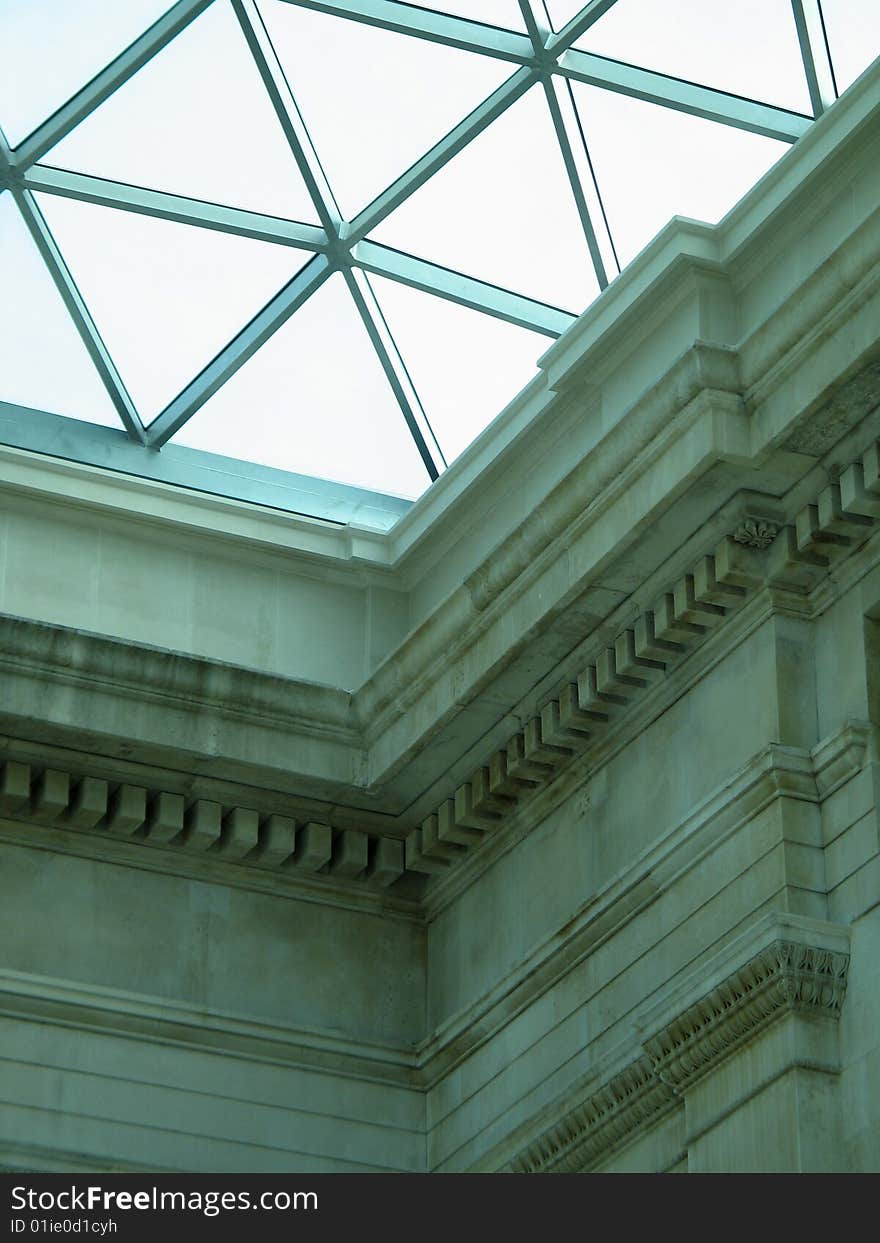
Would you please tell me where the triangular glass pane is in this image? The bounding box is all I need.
[45,0,318,222]
[371,275,547,464]
[371,85,600,313]
[260,0,512,219]
[0,0,173,146]
[575,0,811,113]
[0,194,119,426]
[171,274,432,499]
[36,193,311,420]
[424,2,525,27]
[821,0,880,95]
[570,83,788,266]
[546,1,595,31]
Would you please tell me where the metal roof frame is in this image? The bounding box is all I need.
[0,0,836,507]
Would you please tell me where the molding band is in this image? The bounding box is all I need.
[508,928,850,1174]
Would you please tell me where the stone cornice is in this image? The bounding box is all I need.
[643,941,849,1094]
[1,70,878,909]
[405,431,880,889]
[505,918,850,1174]
[417,725,863,1081]
[0,967,419,1090]
[0,756,418,913]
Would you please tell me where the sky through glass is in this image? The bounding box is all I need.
[1,1,878,513]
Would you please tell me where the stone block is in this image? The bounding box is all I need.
[713,536,765,592]
[765,523,827,590]
[672,574,725,628]
[421,812,463,863]
[66,777,108,830]
[454,780,503,832]
[506,733,552,785]
[539,700,592,751]
[817,481,875,539]
[613,629,666,684]
[839,461,880,520]
[181,800,223,852]
[31,770,70,823]
[146,792,185,845]
[254,814,296,867]
[471,767,515,816]
[220,807,259,860]
[652,593,705,646]
[795,502,851,562]
[596,646,642,697]
[368,836,405,888]
[557,681,606,733]
[577,664,624,716]
[331,829,368,878]
[0,762,31,817]
[104,785,147,836]
[293,821,332,872]
[437,797,482,847]
[692,554,747,607]
[523,716,571,768]
[633,612,683,664]
[405,826,452,875]
[489,748,537,797]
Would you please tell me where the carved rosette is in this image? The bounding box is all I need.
[732,519,780,549]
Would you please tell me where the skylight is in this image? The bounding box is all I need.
[1,1,878,522]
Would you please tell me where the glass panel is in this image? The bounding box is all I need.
[423,2,525,27]
[821,0,880,94]
[575,0,811,114]
[0,0,173,146]
[570,83,788,266]
[371,275,546,464]
[259,0,511,219]
[371,84,600,313]
[46,0,319,222]
[545,1,594,31]
[0,194,119,426]
[36,192,310,419]
[171,274,432,498]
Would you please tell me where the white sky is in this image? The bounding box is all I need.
[1,0,878,501]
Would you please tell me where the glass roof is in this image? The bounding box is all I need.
[1,0,878,522]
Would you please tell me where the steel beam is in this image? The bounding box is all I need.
[0,126,13,186]
[791,0,838,116]
[0,400,412,528]
[276,0,533,62]
[557,48,812,141]
[342,266,445,477]
[232,0,342,235]
[545,0,621,55]
[14,0,215,169]
[147,254,332,447]
[24,166,328,251]
[11,186,146,443]
[352,241,575,337]
[518,3,618,287]
[542,73,618,287]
